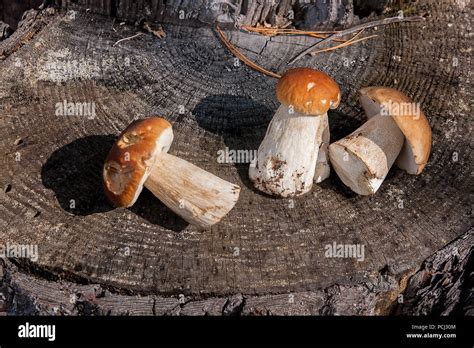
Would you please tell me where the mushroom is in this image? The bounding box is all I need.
[328,87,432,195]
[103,117,241,229]
[359,87,432,175]
[314,113,331,183]
[249,68,341,197]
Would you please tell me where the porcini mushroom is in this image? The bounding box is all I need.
[359,87,432,175]
[329,87,432,195]
[103,117,241,229]
[249,68,341,197]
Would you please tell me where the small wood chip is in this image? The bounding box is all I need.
[143,22,166,39]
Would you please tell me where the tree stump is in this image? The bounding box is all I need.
[0,0,472,314]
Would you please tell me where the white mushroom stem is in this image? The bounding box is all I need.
[328,114,404,195]
[359,93,382,119]
[359,91,429,175]
[249,104,327,197]
[144,153,240,229]
[314,113,330,183]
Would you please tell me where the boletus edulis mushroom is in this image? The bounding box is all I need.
[103,117,241,229]
[249,68,341,197]
[329,87,432,195]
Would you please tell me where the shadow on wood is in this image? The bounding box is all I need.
[193,94,270,193]
[41,135,188,232]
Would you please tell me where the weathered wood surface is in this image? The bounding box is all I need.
[53,0,355,28]
[1,232,471,315]
[394,231,473,316]
[0,0,472,313]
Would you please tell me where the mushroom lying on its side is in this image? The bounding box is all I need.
[249,68,341,197]
[329,87,432,195]
[359,87,432,175]
[103,117,241,229]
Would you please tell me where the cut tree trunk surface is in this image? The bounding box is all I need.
[1,232,471,315]
[0,0,472,310]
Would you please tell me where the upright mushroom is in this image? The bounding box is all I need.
[249,68,341,197]
[103,117,241,229]
[329,87,432,195]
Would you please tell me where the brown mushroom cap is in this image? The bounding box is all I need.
[359,87,432,174]
[276,68,341,115]
[103,117,173,207]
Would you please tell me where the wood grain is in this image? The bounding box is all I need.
[0,0,472,311]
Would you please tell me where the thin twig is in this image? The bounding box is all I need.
[242,26,338,34]
[289,15,425,64]
[241,26,346,42]
[216,26,281,79]
[113,32,144,47]
[310,34,379,55]
[308,28,366,55]
[306,33,347,42]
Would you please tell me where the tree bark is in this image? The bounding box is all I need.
[52,0,359,28]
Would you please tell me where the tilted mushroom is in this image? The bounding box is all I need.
[329,87,432,195]
[358,87,432,175]
[103,117,241,229]
[249,68,341,197]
